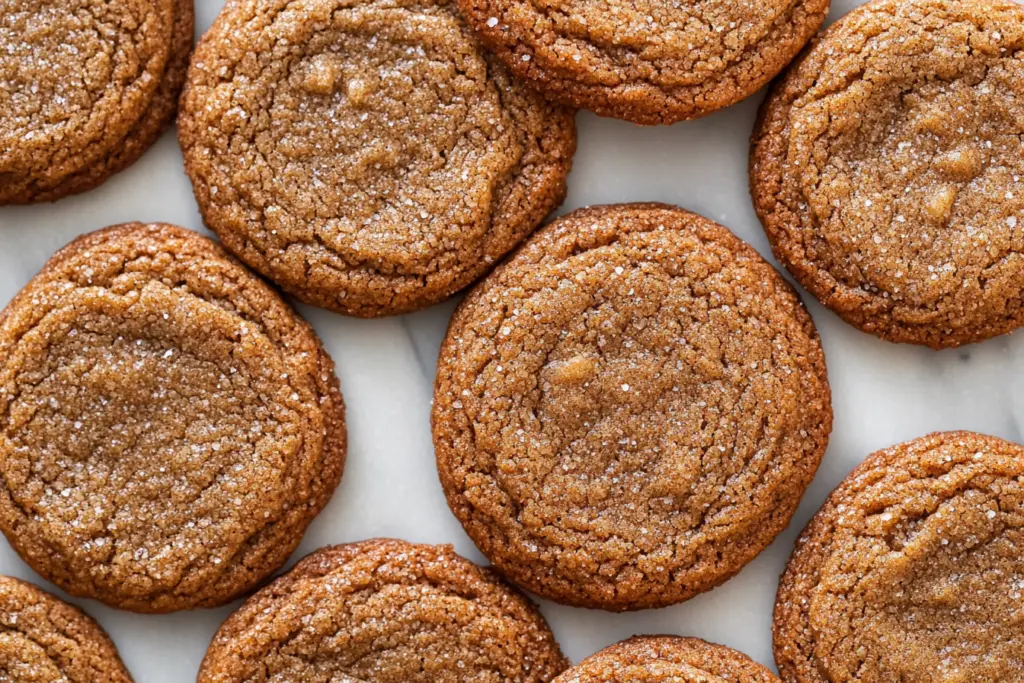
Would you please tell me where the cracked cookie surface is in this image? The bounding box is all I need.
[197,539,569,682]
[179,0,576,318]
[0,576,133,682]
[433,203,832,611]
[0,223,346,613]
[752,0,1024,348]
[0,0,190,204]
[457,0,829,124]
[555,636,780,683]
[32,0,195,203]
[774,431,1024,683]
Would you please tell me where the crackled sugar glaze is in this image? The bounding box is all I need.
[774,432,1024,682]
[0,224,345,613]
[458,0,828,123]
[554,636,780,683]
[0,0,174,202]
[198,540,569,682]
[753,0,1024,347]
[0,577,133,682]
[180,0,574,317]
[433,204,832,611]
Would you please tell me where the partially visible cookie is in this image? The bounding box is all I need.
[179,0,575,317]
[30,0,195,203]
[774,431,1024,682]
[555,636,780,682]
[0,0,192,204]
[197,539,570,682]
[0,223,346,613]
[433,203,832,611]
[752,0,1024,348]
[458,0,829,124]
[0,576,133,682]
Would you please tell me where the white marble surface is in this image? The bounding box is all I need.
[1,0,1022,680]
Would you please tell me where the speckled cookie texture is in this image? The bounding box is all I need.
[0,223,346,613]
[555,636,780,683]
[774,431,1024,682]
[178,0,576,318]
[0,576,133,682]
[197,539,570,682]
[457,0,829,125]
[752,0,1024,348]
[0,0,193,204]
[433,203,832,611]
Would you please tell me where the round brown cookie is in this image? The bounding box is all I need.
[774,431,1024,682]
[0,0,176,204]
[178,0,576,318]
[0,576,133,682]
[28,0,195,203]
[555,636,780,683]
[433,203,832,611]
[457,0,829,125]
[197,539,570,682]
[752,0,1024,348]
[0,223,346,613]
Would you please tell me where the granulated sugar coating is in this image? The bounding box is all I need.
[433,203,832,611]
[0,576,133,682]
[554,636,780,683]
[178,0,576,318]
[197,539,569,682]
[774,431,1024,682]
[752,0,1024,348]
[0,0,190,204]
[38,0,195,203]
[0,224,346,613]
[457,0,829,124]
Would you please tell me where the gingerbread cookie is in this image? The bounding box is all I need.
[555,636,780,682]
[179,0,576,318]
[0,576,133,682]
[774,431,1024,682]
[433,203,832,611]
[0,223,346,613]
[752,0,1024,348]
[458,0,829,125]
[0,0,193,204]
[198,539,569,682]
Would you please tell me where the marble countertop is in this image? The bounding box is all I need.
[1,0,1020,679]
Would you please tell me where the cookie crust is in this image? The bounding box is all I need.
[433,203,832,611]
[179,0,575,317]
[28,0,195,203]
[0,0,190,204]
[198,539,569,682]
[752,0,1024,348]
[0,576,133,682]
[458,0,829,124]
[0,224,346,613]
[555,636,780,682]
[774,431,1024,682]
